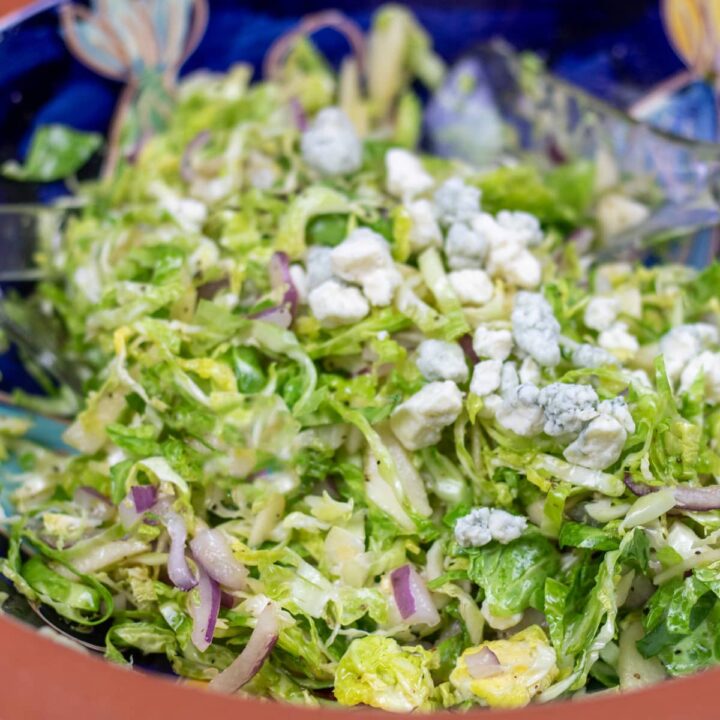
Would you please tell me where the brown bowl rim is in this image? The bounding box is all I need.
[1,612,718,720]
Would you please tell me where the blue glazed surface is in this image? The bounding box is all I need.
[0,1,693,393]
[0,1,684,203]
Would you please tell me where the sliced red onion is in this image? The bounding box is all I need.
[568,227,595,254]
[673,486,720,511]
[209,604,279,693]
[131,485,158,513]
[390,564,441,627]
[189,528,248,590]
[459,334,479,365]
[624,475,656,497]
[190,558,221,652]
[181,131,211,183]
[290,98,308,132]
[118,497,141,530]
[465,647,503,679]
[119,487,159,528]
[74,486,114,521]
[161,509,197,591]
[250,305,293,329]
[221,591,239,609]
[624,474,720,511]
[269,251,299,318]
[196,277,230,300]
[391,565,417,617]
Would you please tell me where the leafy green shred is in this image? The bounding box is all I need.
[474,160,595,229]
[2,125,102,182]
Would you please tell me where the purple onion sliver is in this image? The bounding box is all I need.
[220,591,238,609]
[465,647,503,679]
[476,647,499,664]
[269,251,299,318]
[290,98,308,131]
[459,334,479,365]
[673,485,720,511]
[131,485,158,513]
[189,528,248,591]
[208,604,279,693]
[190,559,221,652]
[164,510,198,591]
[623,474,656,497]
[197,277,230,301]
[118,498,142,530]
[390,565,416,619]
[250,305,293,329]
[181,131,211,183]
[269,251,290,291]
[390,564,441,627]
[248,635,279,677]
[206,582,221,644]
[623,474,720,511]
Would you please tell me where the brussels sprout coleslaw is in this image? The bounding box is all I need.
[2,6,720,713]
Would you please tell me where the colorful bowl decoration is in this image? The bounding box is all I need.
[58,0,209,178]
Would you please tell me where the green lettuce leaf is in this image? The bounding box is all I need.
[540,530,646,699]
[466,532,560,618]
[475,161,594,228]
[558,522,620,551]
[2,125,102,182]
